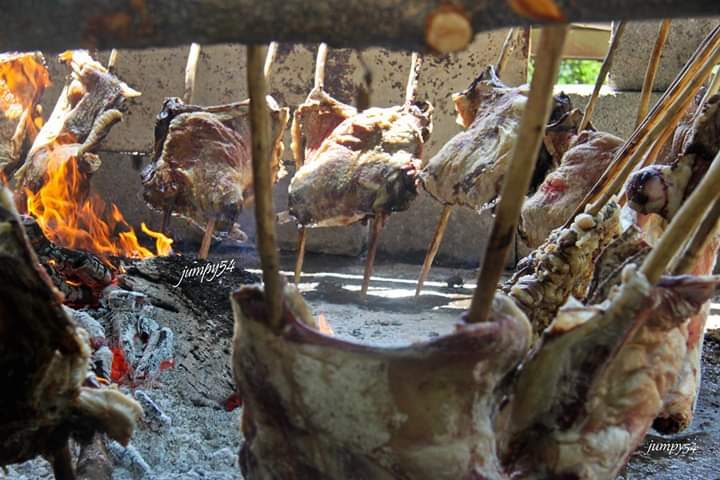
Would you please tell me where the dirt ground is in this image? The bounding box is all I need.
[3,251,719,479]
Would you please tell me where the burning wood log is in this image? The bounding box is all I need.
[142,44,289,260]
[2,1,718,52]
[0,185,141,474]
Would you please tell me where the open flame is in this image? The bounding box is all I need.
[25,147,173,259]
[0,52,49,144]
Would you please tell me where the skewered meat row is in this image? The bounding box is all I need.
[520,128,625,248]
[142,96,289,230]
[417,66,571,211]
[503,201,621,334]
[288,93,432,227]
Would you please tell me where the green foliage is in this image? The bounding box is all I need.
[528,59,602,85]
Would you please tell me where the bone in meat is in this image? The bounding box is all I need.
[504,266,720,479]
[0,186,141,469]
[142,96,289,229]
[288,99,432,227]
[520,129,624,248]
[417,66,572,211]
[503,201,621,335]
[14,51,140,195]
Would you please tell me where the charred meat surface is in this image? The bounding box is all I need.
[288,100,432,227]
[143,96,289,229]
[14,51,140,194]
[520,129,624,248]
[504,201,621,335]
[418,66,572,211]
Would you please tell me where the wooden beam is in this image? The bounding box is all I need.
[1,1,717,52]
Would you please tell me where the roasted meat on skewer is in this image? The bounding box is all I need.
[142,97,289,230]
[417,66,572,211]
[520,128,624,248]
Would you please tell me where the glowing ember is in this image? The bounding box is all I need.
[24,147,173,259]
[317,313,334,335]
[110,346,130,382]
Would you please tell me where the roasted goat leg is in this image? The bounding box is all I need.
[288,98,432,227]
[503,201,621,334]
[504,266,720,479]
[14,51,140,195]
[417,66,572,211]
[232,284,531,479]
[142,96,289,230]
[0,186,141,470]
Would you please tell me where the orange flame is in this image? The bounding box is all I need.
[0,52,49,137]
[25,146,172,259]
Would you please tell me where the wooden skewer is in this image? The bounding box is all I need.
[264,41,278,79]
[641,150,720,284]
[107,48,118,73]
[361,213,387,296]
[198,217,216,260]
[495,28,516,77]
[700,67,720,106]
[415,205,452,296]
[578,21,626,132]
[414,27,526,296]
[566,24,720,223]
[360,52,422,296]
[673,197,720,275]
[184,43,201,104]
[636,20,671,127]
[248,44,283,329]
[293,43,329,284]
[467,25,569,324]
[405,52,422,105]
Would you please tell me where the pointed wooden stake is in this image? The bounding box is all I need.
[294,226,307,284]
[292,43,329,284]
[361,213,387,296]
[198,217,216,260]
[468,25,569,324]
[495,28,516,77]
[673,197,720,275]
[107,48,119,73]
[184,43,201,104]
[636,20,671,127]
[415,205,452,296]
[578,21,626,132]
[404,52,422,105]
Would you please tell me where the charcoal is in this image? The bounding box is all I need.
[134,390,172,432]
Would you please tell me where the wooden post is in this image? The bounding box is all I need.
[578,21,626,132]
[248,44,284,330]
[361,213,386,296]
[415,205,452,296]
[467,25,568,324]
[636,20,671,127]
[641,150,720,283]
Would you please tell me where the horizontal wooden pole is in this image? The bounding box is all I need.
[0,1,717,52]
